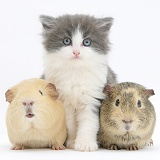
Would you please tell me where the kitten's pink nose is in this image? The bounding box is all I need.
[73,50,80,57]
[23,101,34,107]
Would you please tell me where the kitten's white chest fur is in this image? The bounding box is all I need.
[43,28,109,151]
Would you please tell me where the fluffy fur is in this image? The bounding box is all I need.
[98,82,156,150]
[5,78,66,150]
[40,14,117,151]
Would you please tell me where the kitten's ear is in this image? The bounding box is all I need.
[97,17,113,32]
[39,15,55,30]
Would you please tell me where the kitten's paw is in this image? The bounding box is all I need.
[11,145,24,150]
[126,144,139,151]
[52,145,65,150]
[66,139,75,149]
[75,140,98,152]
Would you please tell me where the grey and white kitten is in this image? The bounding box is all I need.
[40,14,117,151]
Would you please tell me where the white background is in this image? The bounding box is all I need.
[0,0,160,159]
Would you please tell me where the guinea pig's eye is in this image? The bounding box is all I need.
[115,99,120,107]
[63,37,72,46]
[83,39,91,47]
[39,90,43,96]
[137,100,141,108]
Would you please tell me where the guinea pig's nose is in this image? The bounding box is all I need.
[23,101,34,107]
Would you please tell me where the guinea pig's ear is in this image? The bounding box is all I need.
[46,83,59,100]
[145,89,155,97]
[103,85,112,96]
[5,89,15,103]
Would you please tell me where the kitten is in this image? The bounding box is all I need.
[40,14,117,151]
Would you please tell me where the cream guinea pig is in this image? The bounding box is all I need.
[5,78,67,150]
[98,82,156,150]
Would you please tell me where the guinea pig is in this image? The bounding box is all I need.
[98,82,156,150]
[5,78,67,150]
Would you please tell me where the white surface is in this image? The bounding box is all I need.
[0,0,160,159]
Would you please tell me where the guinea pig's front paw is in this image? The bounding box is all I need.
[11,145,24,150]
[75,140,98,152]
[126,144,139,151]
[52,145,65,150]
[148,139,153,146]
[108,144,118,150]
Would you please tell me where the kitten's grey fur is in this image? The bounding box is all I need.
[41,14,112,54]
[40,14,117,85]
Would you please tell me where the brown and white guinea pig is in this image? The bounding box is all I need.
[98,82,156,150]
[5,78,67,150]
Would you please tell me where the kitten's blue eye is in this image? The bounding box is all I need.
[63,38,72,46]
[83,39,91,46]
[137,100,141,108]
